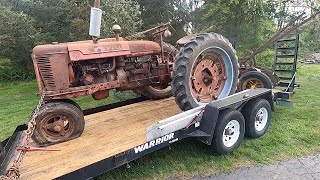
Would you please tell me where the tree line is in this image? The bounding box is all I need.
[0,0,318,81]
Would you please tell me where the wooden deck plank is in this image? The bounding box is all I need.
[18,98,181,180]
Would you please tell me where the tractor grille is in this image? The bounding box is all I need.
[36,56,56,89]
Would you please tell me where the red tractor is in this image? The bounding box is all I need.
[31,1,239,145]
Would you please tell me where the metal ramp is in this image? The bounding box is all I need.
[273,29,300,106]
[274,29,300,93]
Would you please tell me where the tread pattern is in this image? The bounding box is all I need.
[172,33,239,111]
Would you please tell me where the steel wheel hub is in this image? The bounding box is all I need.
[255,107,268,132]
[191,51,227,103]
[40,113,75,141]
[222,120,240,148]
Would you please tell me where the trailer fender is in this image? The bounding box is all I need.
[196,104,220,145]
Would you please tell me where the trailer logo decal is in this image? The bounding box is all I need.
[134,133,175,154]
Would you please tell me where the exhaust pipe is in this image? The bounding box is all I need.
[89,0,102,38]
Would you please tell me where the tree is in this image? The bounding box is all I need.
[300,16,320,53]
[15,0,142,40]
[0,5,39,76]
[195,0,277,56]
[101,0,142,37]
[136,0,190,43]
[15,0,92,43]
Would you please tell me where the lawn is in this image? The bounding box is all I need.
[0,64,320,179]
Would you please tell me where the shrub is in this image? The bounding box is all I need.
[255,49,275,68]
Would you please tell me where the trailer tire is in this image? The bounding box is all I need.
[211,110,245,155]
[172,33,239,111]
[32,102,85,146]
[242,98,272,138]
[135,43,177,100]
[238,71,273,92]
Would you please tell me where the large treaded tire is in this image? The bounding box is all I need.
[172,33,239,111]
[136,43,177,100]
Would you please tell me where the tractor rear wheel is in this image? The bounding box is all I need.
[172,33,239,111]
[137,43,177,100]
[32,102,85,146]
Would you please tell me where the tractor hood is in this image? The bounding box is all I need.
[32,38,161,61]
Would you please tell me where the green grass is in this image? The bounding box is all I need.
[0,82,136,140]
[0,64,320,179]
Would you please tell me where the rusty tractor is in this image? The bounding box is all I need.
[32,22,176,144]
[30,1,239,145]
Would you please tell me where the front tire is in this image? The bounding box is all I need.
[211,110,245,155]
[32,102,85,146]
[172,33,239,111]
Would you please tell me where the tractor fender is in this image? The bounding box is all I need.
[176,34,201,45]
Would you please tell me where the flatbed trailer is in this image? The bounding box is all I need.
[0,88,274,180]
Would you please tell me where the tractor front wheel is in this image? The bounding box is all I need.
[32,102,85,146]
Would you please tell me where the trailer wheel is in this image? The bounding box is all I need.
[238,71,273,91]
[242,98,272,138]
[32,102,85,146]
[136,43,177,99]
[211,110,245,155]
[172,33,239,111]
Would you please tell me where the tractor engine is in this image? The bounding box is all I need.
[73,58,116,86]
[72,55,161,87]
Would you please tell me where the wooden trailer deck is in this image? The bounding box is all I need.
[17,98,181,180]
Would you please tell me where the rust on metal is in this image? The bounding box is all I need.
[43,80,120,99]
[92,90,109,100]
[94,0,100,8]
[32,55,44,93]
[242,78,264,90]
[38,112,76,142]
[16,146,61,152]
[68,64,77,84]
[191,51,226,103]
